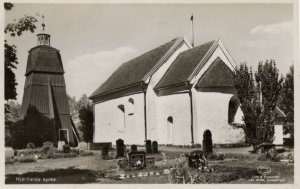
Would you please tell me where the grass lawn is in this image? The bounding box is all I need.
[5,147,294,184]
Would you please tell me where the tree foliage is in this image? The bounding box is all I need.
[4,5,39,100]
[10,106,56,149]
[78,104,94,142]
[233,60,283,151]
[68,94,93,140]
[5,41,18,100]
[278,65,294,137]
[5,100,22,123]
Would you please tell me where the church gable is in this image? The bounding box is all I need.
[195,57,234,89]
[155,40,215,90]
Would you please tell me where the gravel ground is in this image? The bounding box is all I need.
[5,155,118,175]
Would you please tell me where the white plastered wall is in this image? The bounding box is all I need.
[155,93,192,145]
[191,43,245,144]
[146,40,190,144]
[94,93,145,145]
[193,92,245,144]
[273,125,283,145]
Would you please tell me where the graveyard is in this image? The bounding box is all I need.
[5,139,294,184]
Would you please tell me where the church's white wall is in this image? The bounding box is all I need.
[94,93,145,145]
[146,41,190,143]
[273,125,283,145]
[191,43,245,144]
[193,92,245,144]
[154,93,192,145]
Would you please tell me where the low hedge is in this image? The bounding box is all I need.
[52,153,77,159]
[14,156,37,163]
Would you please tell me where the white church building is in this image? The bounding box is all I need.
[89,36,248,146]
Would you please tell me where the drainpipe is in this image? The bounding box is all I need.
[186,82,194,145]
[141,82,147,142]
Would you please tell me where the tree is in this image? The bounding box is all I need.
[233,60,283,151]
[4,4,39,100]
[279,65,294,138]
[10,106,55,149]
[5,100,22,122]
[4,4,41,147]
[78,104,94,142]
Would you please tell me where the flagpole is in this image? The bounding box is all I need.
[191,14,194,47]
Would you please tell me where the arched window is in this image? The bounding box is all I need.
[167,116,173,144]
[117,104,126,131]
[228,96,240,124]
[167,116,173,123]
[128,98,134,115]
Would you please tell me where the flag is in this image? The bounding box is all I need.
[191,14,193,21]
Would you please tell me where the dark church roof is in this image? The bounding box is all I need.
[25,45,64,76]
[195,57,234,88]
[155,40,215,90]
[90,37,178,99]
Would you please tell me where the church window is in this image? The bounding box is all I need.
[117,104,126,131]
[128,98,134,115]
[228,96,240,124]
[167,116,173,144]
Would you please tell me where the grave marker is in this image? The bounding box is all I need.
[202,130,213,153]
[116,139,125,158]
[131,145,137,152]
[152,141,158,153]
[128,151,146,169]
[146,140,152,154]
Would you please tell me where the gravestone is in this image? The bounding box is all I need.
[128,151,146,169]
[131,145,137,152]
[152,141,158,153]
[5,147,14,161]
[63,144,70,153]
[116,139,125,158]
[57,141,65,151]
[146,140,152,154]
[101,145,109,160]
[78,142,88,150]
[202,130,213,153]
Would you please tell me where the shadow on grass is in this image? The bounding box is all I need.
[6,167,98,184]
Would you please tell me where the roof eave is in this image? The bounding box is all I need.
[89,81,146,100]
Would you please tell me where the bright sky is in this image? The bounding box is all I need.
[5,3,294,103]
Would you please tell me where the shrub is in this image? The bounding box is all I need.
[16,148,40,156]
[80,151,94,156]
[258,149,280,162]
[71,148,80,155]
[275,148,286,153]
[39,145,55,159]
[52,152,77,159]
[163,153,256,184]
[15,156,37,163]
[207,153,225,161]
[43,141,54,147]
[26,142,35,149]
[287,153,294,160]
